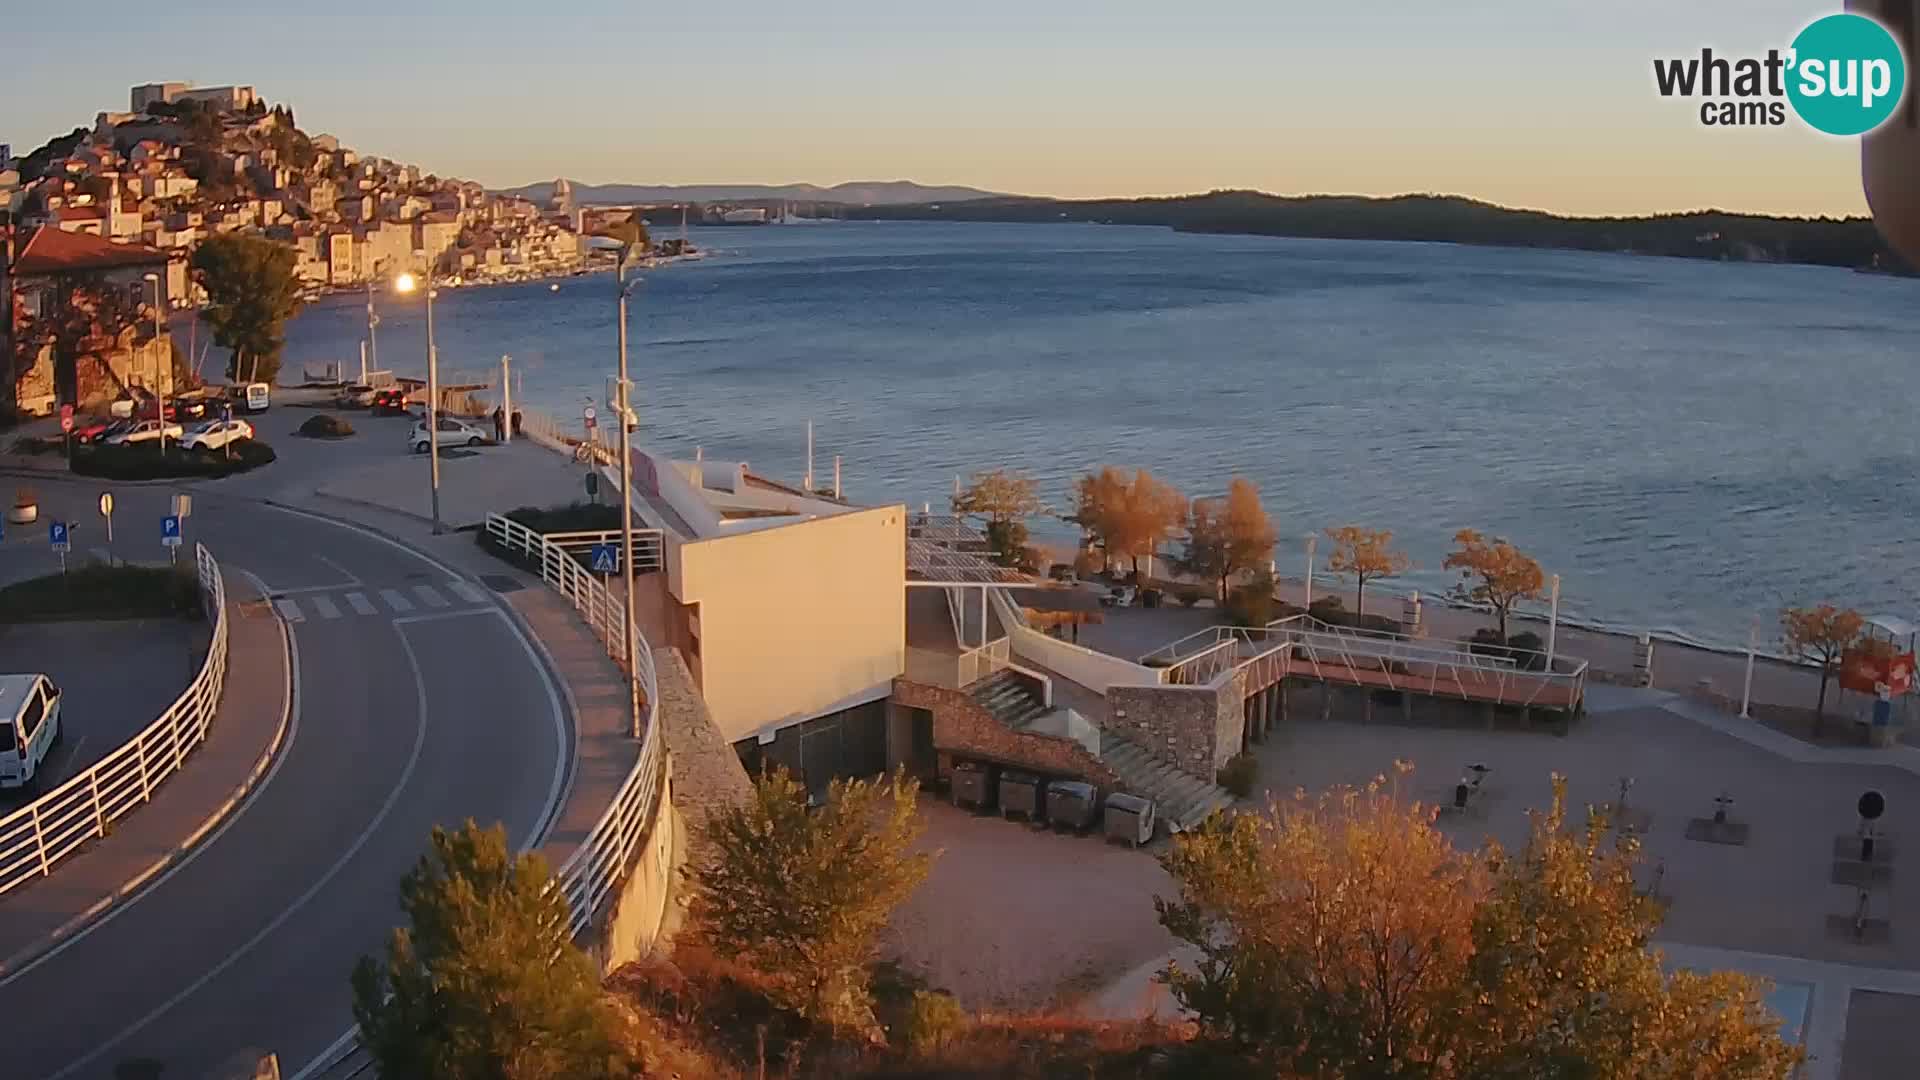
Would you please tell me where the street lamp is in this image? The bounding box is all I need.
[613,240,643,738]
[365,260,385,377]
[393,269,442,534]
[142,272,169,453]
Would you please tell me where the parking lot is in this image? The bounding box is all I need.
[0,618,208,802]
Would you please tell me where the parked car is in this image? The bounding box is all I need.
[0,674,62,792]
[72,417,126,445]
[235,382,271,413]
[108,388,158,420]
[179,418,255,451]
[335,384,377,408]
[370,387,413,414]
[104,419,185,446]
[170,397,210,421]
[409,417,487,453]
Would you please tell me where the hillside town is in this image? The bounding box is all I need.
[0,82,591,413]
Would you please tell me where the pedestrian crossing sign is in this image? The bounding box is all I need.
[590,543,618,574]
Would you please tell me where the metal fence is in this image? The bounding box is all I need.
[0,544,228,897]
[484,512,667,940]
[539,528,665,574]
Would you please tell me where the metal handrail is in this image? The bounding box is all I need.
[485,512,667,940]
[0,544,229,897]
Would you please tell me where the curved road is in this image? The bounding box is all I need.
[0,490,567,1079]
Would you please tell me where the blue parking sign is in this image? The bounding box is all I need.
[589,543,618,574]
[161,515,182,548]
[49,521,69,551]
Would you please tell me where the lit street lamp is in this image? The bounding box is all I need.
[142,272,169,453]
[393,269,443,534]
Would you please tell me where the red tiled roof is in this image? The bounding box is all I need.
[13,227,170,274]
[55,206,105,221]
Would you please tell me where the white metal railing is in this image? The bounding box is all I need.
[484,513,667,940]
[538,528,665,574]
[0,545,228,897]
[957,637,1011,686]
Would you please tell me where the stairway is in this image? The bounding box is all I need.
[969,670,1051,729]
[1098,733,1238,833]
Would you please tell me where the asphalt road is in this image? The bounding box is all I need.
[0,486,567,1079]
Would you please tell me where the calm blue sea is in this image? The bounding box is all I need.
[282,221,1920,651]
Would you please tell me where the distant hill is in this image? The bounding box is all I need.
[843,190,1906,272]
[500,179,1008,206]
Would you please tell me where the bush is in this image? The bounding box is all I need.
[297,413,355,438]
[1225,569,1276,626]
[898,990,968,1055]
[71,439,276,480]
[1177,586,1204,608]
[0,564,200,622]
[1507,631,1548,671]
[1216,752,1258,798]
[505,501,623,533]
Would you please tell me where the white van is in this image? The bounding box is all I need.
[0,675,62,792]
[243,382,271,413]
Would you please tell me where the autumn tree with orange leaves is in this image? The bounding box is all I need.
[1443,529,1546,642]
[1324,526,1413,620]
[1068,466,1187,580]
[1780,604,1865,734]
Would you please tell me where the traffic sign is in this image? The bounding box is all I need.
[50,521,70,552]
[98,492,114,517]
[583,405,598,431]
[172,493,192,519]
[589,543,618,574]
[60,404,74,433]
[161,515,182,548]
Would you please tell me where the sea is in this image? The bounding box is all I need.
[281,220,1920,653]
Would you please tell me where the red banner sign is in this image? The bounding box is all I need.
[1841,644,1916,696]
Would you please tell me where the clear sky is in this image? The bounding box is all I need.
[0,0,1874,217]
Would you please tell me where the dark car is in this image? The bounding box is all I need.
[170,397,210,421]
[370,388,413,415]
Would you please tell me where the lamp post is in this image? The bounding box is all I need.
[614,243,643,738]
[143,272,169,453]
[1304,534,1318,613]
[393,270,442,534]
[365,262,384,374]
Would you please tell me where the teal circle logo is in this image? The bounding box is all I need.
[1787,13,1907,136]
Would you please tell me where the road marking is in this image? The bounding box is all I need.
[0,570,300,990]
[309,595,341,620]
[448,580,486,604]
[313,553,361,586]
[412,583,449,609]
[273,598,304,622]
[344,592,377,616]
[379,588,413,613]
[46,613,426,1080]
[392,607,495,626]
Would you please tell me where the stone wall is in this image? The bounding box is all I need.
[892,677,1120,790]
[1108,669,1247,775]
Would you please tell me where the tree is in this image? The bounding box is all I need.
[1157,764,1483,1074]
[1325,526,1412,620]
[1176,477,1277,601]
[1461,780,1802,1080]
[1780,604,1865,734]
[691,767,932,1029]
[953,469,1045,569]
[1069,467,1187,579]
[1443,529,1546,642]
[351,821,630,1080]
[1156,769,1801,1079]
[191,234,304,384]
[11,272,146,403]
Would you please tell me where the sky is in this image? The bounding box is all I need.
[0,0,1878,217]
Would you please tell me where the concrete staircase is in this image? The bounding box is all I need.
[1098,733,1237,833]
[969,670,1051,729]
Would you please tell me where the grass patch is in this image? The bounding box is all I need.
[0,564,201,622]
[71,439,276,481]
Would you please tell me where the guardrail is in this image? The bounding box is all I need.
[0,544,228,897]
[485,512,667,940]
[540,528,665,574]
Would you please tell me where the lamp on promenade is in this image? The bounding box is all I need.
[604,216,648,739]
[393,269,442,534]
[142,272,169,453]
[365,260,386,374]
[1304,534,1318,613]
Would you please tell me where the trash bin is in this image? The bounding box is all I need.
[1046,779,1099,833]
[1105,792,1157,847]
[951,760,996,812]
[999,770,1044,822]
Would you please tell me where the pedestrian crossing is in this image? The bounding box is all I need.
[270,582,491,623]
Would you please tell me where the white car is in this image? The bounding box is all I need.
[180,418,255,451]
[105,419,185,445]
[409,417,488,453]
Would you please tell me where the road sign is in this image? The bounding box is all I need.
[172,493,192,519]
[98,492,114,517]
[59,404,74,433]
[50,521,70,552]
[583,405,598,431]
[589,543,618,575]
[161,515,182,548]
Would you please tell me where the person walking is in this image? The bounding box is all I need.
[492,405,506,443]
[511,408,523,438]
